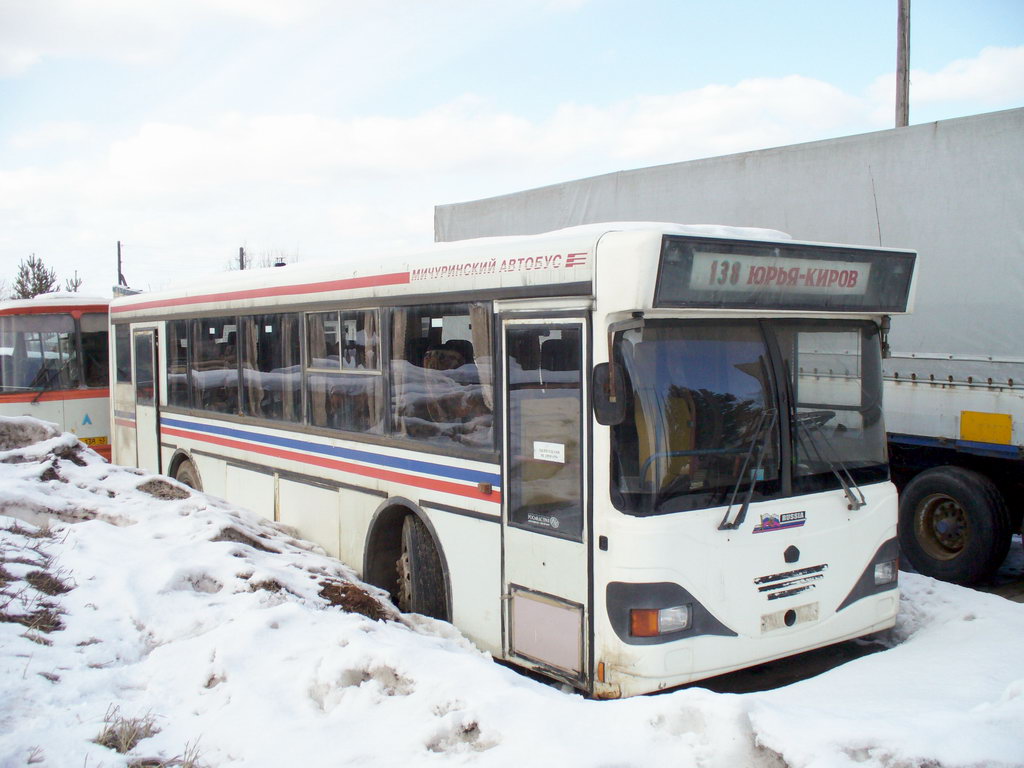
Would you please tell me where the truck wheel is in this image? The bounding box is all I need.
[898,466,1011,585]
[174,459,202,491]
[396,514,448,620]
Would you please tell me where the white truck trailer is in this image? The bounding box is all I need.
[435,108,1024,585]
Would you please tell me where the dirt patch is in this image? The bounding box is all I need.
[211,526,277,553]
[0,418,59,451]
[53,443,89,466]
[136,479,191,500]
[249,578,284,593]
[319,579,391,621]
[39,461,66,483]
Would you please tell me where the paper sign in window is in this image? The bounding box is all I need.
[533,441,565,463]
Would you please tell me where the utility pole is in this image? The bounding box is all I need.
[896,0,911,127]
[117,241,128,287]
[239,246,246,270]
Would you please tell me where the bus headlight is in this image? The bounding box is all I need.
[873,559,898,586]
[607,581,737,644]
[630,604,692,637]
[838,538,899,611]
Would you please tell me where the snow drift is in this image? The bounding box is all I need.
[1,416,1022,767]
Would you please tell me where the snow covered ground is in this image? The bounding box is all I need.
[1,415,1022,768]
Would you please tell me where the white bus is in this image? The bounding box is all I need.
[1,294,111,459]
[109,224,916,697]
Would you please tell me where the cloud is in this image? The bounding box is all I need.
[2,44,1020,294]
[91,73,873,195]
[867,45,1024,118]
[9,121,94,150]
[0,0,589,77]
[910,46,1024,104]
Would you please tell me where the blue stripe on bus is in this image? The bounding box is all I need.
[161,416,502,487]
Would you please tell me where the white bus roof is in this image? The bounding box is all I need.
[0,294,110,314]
[109,223,913,319]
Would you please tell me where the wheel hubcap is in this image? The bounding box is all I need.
[917,493,968,560]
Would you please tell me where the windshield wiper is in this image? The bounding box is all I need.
[781,358,866,511]
[718,408,778,531]
[794,411,866,510]
[28,358,77,402]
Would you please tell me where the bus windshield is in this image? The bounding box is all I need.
[0,313,79,392]
[0,312,109,393]
[610,319,886,515]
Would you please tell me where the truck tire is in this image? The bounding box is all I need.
[898,466,1011,585]
[396,514,448,620]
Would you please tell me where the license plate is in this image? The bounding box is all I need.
[80,436,109,446]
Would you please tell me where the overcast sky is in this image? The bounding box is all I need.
[1,0,1022,296]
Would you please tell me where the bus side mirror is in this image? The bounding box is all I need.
[593,362,626,426]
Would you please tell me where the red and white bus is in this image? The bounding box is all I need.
[0,294,111,459]
[109,224,916,697]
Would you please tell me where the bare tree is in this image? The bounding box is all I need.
[65,270,83,293]
[226,248,297,271]
[12,254,58,299]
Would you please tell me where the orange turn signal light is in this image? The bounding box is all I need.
[630,608,661,637]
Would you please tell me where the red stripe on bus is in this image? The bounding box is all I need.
[114,418,136,428]
[162,426,502,505]
[110,272,411,313]
[0,388,110,403]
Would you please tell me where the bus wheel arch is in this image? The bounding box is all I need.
[364,499,451,621]
[168,451,203,492]
[898,465,1011,585]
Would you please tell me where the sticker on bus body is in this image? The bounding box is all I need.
[752,510,805,534]
[527,512,561,530]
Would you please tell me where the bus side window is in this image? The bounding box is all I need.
[166,319,190,408]
[114,324,132,384]
[390,302,493,451]
[80,313,109,388]
[191,316,239,415]
[306,310,383,433]
[241,313,302,423]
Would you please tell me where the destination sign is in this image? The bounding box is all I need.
[690,251,871,296]
[655,236,915,312]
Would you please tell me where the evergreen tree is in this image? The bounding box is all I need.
[12,254,58,299]
[65,271,83,293]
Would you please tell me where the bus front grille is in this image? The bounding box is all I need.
[754,564,827,601]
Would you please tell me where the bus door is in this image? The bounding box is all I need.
[501,317,590,685]
[132,328,161,473]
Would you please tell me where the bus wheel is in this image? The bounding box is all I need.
[898,466,1010,585]
[174,459,202,491]
[396,514,448,620]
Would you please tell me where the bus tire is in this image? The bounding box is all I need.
[898,466,1011,585]
[174,459,202,491]
[396,514,448,620]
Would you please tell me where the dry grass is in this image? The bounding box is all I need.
[94,706,207,767]
[0,522,68,635]
[93,705,160,753]
[25,567,72,595]
[128,739,205,768]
